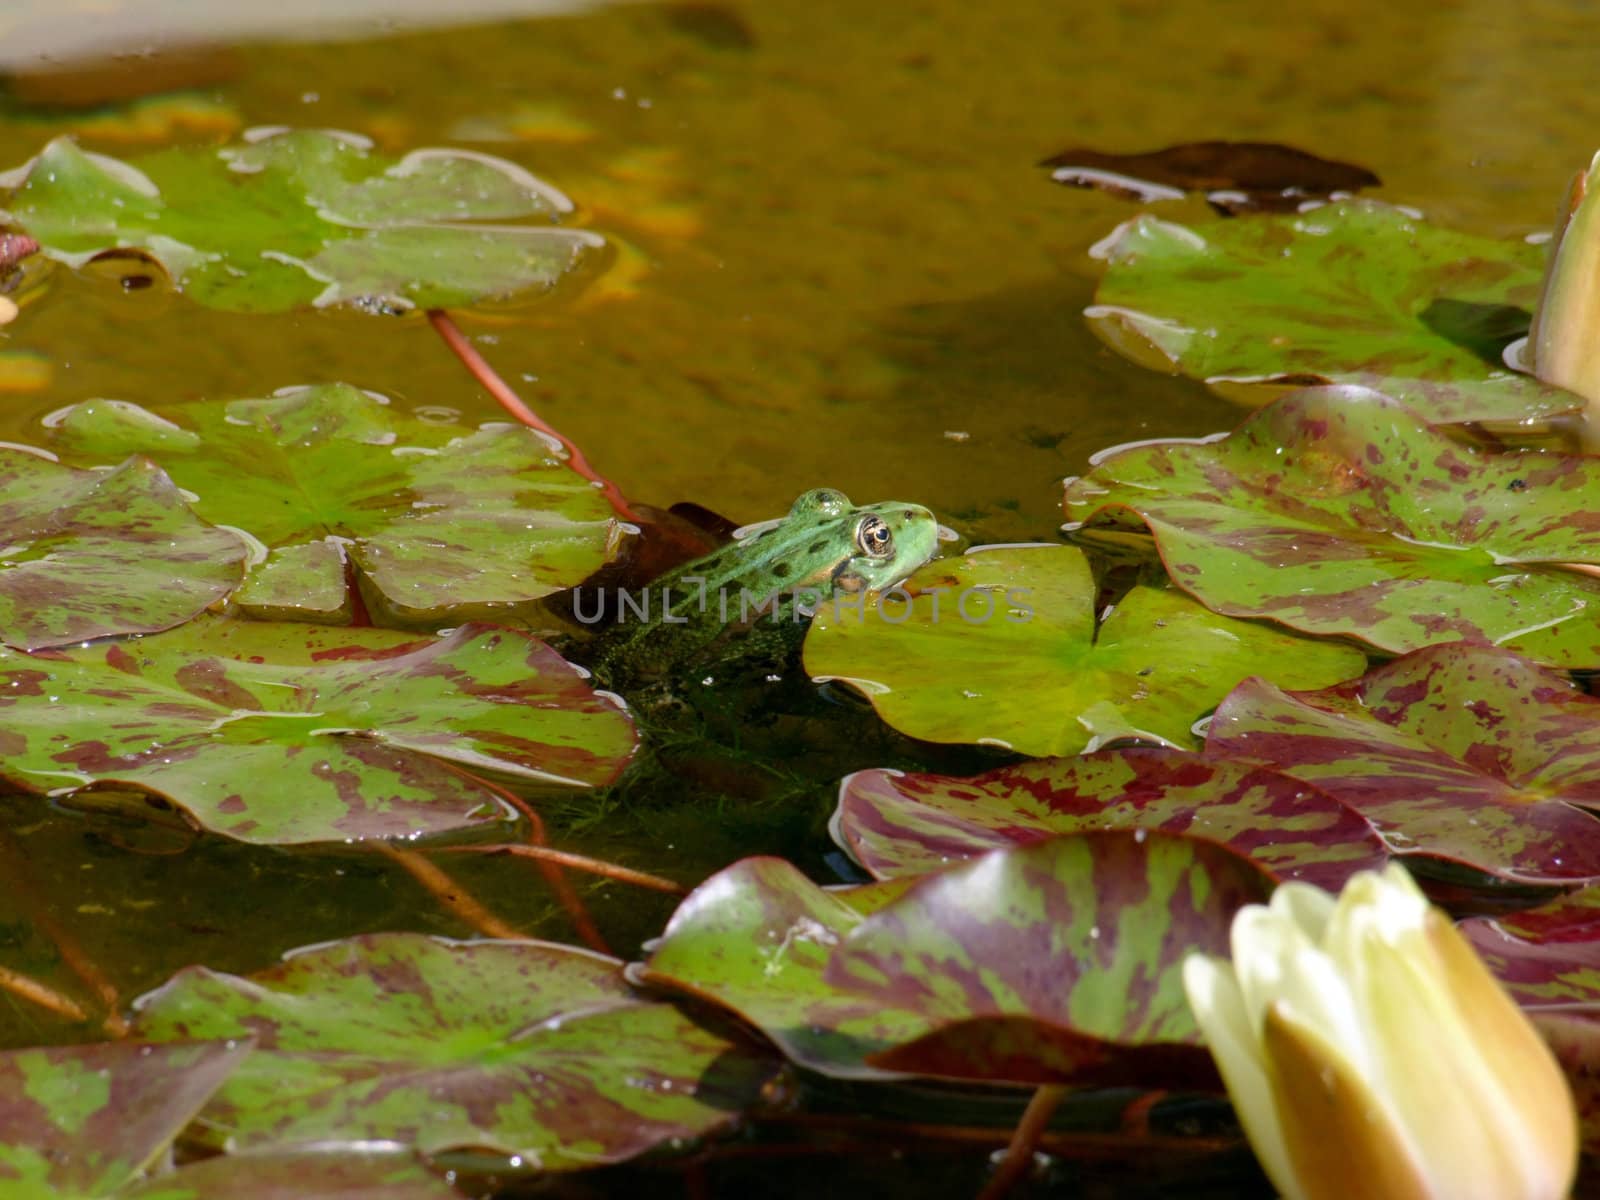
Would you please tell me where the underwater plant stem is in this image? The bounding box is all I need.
[978,1084,1068,1200]
[440,843,687,896]
[0,964,88,1024]
[426,309,642,523]
[429,761,616,955]
[0,829,124,1029]
[371,841,525,941]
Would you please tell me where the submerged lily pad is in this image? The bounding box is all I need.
[836,748,1387,889]
[1088,200,1573,424]
[0,617,636,845]
[1064,386,1600,666]
[0,1039,250,1198]
[48,385,620,622]
[125,1152,463,1199]
[802,544,1364,756]
[639,832,1275,1084]
[131,933,776,1167]
[1,131,604,313]
[1205,643,1600,884]
[0,451,244,650]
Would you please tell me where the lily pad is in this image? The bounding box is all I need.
[1041,140,1379,213]
[0,450,244,650]
[836,748,1387,889]
[1205,643,1600,885]
[801,544,1365,756]
[1459,887,1600,1011]
[125,1152,464,1200]
[638,832,1276,1085]
[1087,200,1575,424]
[0,1039,250,1197]
[1,131,604,313]
[0,617,637,845]
[130,933,777,1167]
[48,386,621,623]
[1064,385,1600,666]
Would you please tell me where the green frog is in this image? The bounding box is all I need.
[588,487,940,691]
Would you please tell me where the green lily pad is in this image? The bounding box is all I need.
[1206,642,1600,884]
[638,832,1276,1085]
[836,748,1387,889]
[0,617,636,845]
[0,1039,250,1197]
[131,933,777,1167]
[125,1153,463,1200]
[1088,199,1576,424]
[1,131,604,313]
[801,544,1365,756]
[48,386,620,623]
[1065,385,1600,666]
[0,451,244,651]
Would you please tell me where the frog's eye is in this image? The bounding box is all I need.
[855,515,894,558]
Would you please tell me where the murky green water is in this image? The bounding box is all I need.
[2,0,1600,1192]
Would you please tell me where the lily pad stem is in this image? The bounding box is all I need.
[371,840,524,941]
[440,843,687,897]
[0,963,89,1026]
[427,309,641,523]
[978,1084,1066,1200]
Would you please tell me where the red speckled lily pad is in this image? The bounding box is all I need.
[130,933,777,1168]
[1087,200,1574,424]
[1064,386,1600,666]
[836,748,1387,889]
[0,451,243,650]
[0,617,636,845]
[1205,643,1600,885]
[0,1039,250,1197]
[48,385,620,623]
[638,832,1275,1085]
[125,1153,464,1199]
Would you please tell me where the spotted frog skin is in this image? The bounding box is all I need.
[591,487,939,689]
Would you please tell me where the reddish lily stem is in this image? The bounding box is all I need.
[426,309,641,523]
[439,842,687,897]
[0,963,89,1024]
[430,761,615,955]
[977,1084,1067,1200]
[371,841,525,941]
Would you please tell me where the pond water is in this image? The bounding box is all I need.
[2,0,1600,1195]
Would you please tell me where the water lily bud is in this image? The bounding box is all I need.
[1183,864,1578,1200]
[1530,150,1600,406]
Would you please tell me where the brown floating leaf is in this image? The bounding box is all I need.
[1041,140,1380,214]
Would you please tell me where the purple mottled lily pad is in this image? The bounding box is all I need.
[0,1039,250,1197]
[130,933,776,1168]
[48,385,620,623]
[0,450,244,650]
[836,748,1387,889]
[802,544,1364,756]
[1460,887,1600,1010]
[1065,386,1600,666]
[638,832,1275,1085]
[1205,643,1600,885]
[1087,199,1575,424]
[3,132,603,313]
[0,617,636,844]
[125,1152,464,1199]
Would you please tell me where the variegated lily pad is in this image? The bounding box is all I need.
[1088,199,1576,424]
[48,385,620,623]
[801,544,1365,756]
[1064,386,1600,666]
[2,131,603,313]
[1205,643,1600,884]
[0,618,637,845]
[0,451,244,650]
[1460,887,1600,1011]
[125,1153,464,1199]
[0,1039,250,1197]
[131,934,777,1167]
[638,832,1275,1084]
[836,748,1387,889]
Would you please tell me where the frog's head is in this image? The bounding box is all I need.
[785,488,940,594]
